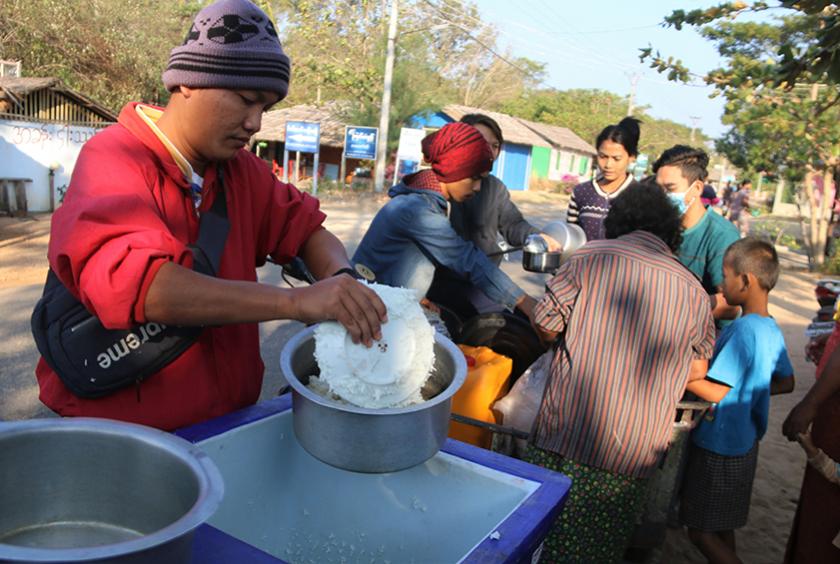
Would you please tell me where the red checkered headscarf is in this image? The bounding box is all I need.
[421,122,493,183]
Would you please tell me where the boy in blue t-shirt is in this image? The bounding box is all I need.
[680,237,795,563]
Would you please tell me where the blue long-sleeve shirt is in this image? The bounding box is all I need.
[352,183,525,310]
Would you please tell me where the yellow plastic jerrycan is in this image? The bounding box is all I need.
[448,344,513,449]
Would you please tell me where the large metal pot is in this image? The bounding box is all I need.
[0,418,223,564]
[280,325,467,473]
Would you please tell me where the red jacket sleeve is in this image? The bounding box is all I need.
[248,157,326,264]
[48,134,194,329]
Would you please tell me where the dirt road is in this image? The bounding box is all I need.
[0,194,818,563]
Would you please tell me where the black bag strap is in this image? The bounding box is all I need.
[190,165,230,276]
[42,166,230,301]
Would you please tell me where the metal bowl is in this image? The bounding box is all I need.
[280,325,467,473]
[522,249,562,273]
[0,418,223,563]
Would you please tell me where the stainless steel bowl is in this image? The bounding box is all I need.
[522,249,562,273]
[280,325,467,473]
[0,418,223,563]
[522,222,587,273]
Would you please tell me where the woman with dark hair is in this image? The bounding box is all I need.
[526,182,715,561]
[426,113,558,319]
[352,122,537,318]
[567,117,642,241]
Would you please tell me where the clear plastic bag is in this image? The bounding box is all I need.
[493,351,552,456]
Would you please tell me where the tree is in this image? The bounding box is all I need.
[500,88,709,165]
[0,0,199,111]
[641,3,840,266]
[271,0,545,152]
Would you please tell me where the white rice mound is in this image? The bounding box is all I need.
[313,283,436,408]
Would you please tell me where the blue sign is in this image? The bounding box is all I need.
[344,126,378,160]
[284,121,320,153]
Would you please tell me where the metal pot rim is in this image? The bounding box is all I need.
[0,418,224,562]
[281,325,467,415]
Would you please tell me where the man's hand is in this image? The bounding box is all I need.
[291,275,387,346]
[515,294,538,319]
[711,292,739,320]
[783,399,818,441]
[539,233,563,253]
[797,431,820,459]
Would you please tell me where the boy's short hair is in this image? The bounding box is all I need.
[724,237,780,290]
[652,145,709,184]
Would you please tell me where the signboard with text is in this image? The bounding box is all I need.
[284,121,320,153]
[344,126,378,160]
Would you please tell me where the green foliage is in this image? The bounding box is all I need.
[500,88,708,160]
[822,243,840,274]
[750,218,801,249]
[640,1,840,87]
[1,0,711,168]
[0,0,200,111]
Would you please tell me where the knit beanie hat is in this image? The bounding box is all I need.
[421,122,494,183]
[162,0,291,99]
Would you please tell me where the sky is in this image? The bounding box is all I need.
[468,0,783,141]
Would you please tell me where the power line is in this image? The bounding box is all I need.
[421,0,716,129]
[421,0,542,79]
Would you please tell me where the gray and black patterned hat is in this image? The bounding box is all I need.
[162,0,291,99]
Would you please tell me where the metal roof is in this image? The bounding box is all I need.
[0,77,117,121]
[440,104,549,148]
[517,119,597,155]
[256,102,596,156]
[258,102,350,148]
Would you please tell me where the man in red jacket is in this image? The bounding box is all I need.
[36,0,386,430]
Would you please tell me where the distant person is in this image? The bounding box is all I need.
[567,117,642,240]
[527,182,716,562]
[701,184,719,208]
[654,146,741,325]
[783,333,840,563]
[794,430,840,553]
[680,238,794,563]
[352,122,538,319]
[729,179,752,236]
[427,113,560,320]
[721,180,734,215]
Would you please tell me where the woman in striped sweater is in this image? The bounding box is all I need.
[567,117,642,241]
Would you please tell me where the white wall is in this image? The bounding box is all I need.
[0,119,106,212]
[547,149,593,182]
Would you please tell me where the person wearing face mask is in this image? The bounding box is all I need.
[352,122,538,319]
[653,146,741,325]
[567,117,642,241]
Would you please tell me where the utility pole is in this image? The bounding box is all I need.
[374,0,399,193]
[689,116,702,144]
[625,73,639,116]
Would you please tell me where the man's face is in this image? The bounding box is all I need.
[444,175,483,202]
[656,165,702,202]
[473,123,501,162]
[180,87,281,163]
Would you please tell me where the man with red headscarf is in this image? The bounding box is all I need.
[352,122,537,316]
